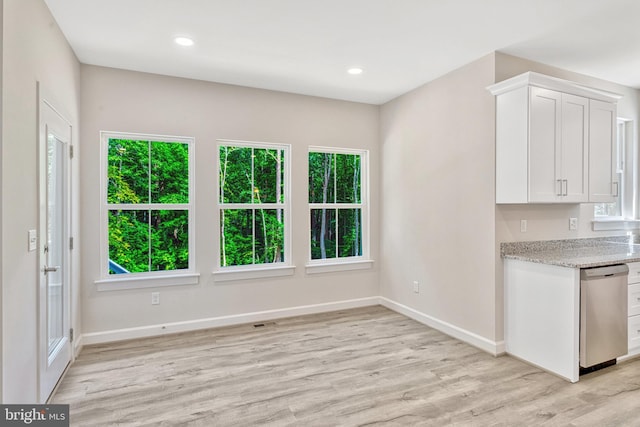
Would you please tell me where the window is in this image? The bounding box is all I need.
[217,140,290,271]
[594,118,630,219]
[308,147,369,267]
[100,132,195,285]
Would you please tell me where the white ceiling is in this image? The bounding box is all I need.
[44,0,640,105]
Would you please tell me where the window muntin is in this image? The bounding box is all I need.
[218,141,289,268]
[102,133,193,277]
[309,148,367,262]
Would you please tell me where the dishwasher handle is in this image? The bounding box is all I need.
[581,264,629,280]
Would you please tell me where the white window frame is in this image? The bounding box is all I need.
[95,131,198,291]
[594,118,626,219]
[592,119,640,231]
[306,146,372,274]
[213,139,294,282]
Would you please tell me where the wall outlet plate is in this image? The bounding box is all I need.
[520,220,527,233]
[569,217,578,230]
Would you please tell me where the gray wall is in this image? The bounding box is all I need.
[3,1,639,402]
[379,54,498,344]
[80,65,380,336]
[379,51,640,348]
[2,0,81,403]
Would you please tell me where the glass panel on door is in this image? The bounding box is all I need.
[47,133,65,357]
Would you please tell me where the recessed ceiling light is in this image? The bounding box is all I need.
[174,36,194,47]
[347,67,363,75]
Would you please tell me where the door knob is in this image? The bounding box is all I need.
[43,265,60,274]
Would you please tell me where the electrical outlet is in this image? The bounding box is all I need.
[520,220,527,233]
[569,217,578,231]
[151,292,160,305]
[413,281,420,293]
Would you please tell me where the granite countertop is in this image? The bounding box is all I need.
[501,236,640,268]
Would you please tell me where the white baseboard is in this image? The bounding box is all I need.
[618,347,640,363]
[73,334,83,359]
[81,297,380,346]
[379,297,504,356]
[80,296,503,357]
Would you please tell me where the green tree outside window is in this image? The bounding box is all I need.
[309,151,363,260]
[219,144,286,267]
[107,138,190,274]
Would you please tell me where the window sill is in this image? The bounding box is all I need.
[592,218,640,231]
[305,259,374,274]
[213,265,296,282]
[95,272,200,291]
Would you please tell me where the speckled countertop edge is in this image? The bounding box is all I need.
[501,236,640,268]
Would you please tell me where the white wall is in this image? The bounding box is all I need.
[80,65,380,337]
[379,54,498,346]
[2,0,81,403]
[0,0,4,404]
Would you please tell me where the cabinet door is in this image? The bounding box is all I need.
[560,94,589,202]
[629,315,640,351]
[529,87,562,202]
[589,100,617,202]
[629,283,640,317]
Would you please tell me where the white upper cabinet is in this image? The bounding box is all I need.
[488,72,621,204]
[528,88,588,202]
[589,100,618,202]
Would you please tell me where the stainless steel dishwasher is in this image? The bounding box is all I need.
[580,264,628,372]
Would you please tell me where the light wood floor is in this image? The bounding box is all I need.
[52,305,640,426]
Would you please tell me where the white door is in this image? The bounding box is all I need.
[39,94,72,403]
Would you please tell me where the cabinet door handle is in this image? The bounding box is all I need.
[557,179,563,196]
[563,179,568,196]
[613,182,619,197]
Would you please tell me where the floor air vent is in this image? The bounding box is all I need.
[253,321,276,328]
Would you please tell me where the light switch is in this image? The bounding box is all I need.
[28,229,37,252]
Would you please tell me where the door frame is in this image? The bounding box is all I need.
[37,83,73,403]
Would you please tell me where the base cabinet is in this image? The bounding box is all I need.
[506,258,640,380]
[504,259,580,382]
[628,316,640,352]
[627,263,640,356]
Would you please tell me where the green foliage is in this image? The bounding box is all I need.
[108,139,149,203]
[309,152,362,260]
[107,138,189,274]
[151,210,189,271]
[338,208,362,257]
[107,140,363,272]
[108,210,150,273]
[219,145,285,267]
[220,209,284,266]
[151,141,189,203]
